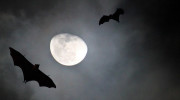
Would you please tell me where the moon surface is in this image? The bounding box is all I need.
[50,33,88,66]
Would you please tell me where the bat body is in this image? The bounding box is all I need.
[99,8,124,25]
[9,47,56,88]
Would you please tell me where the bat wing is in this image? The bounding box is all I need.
[9,47,34,82]
[111,8,124,22]
[9,47,56,88]
[99,15,110,25]
[33,69,56,88]
[9,47,33,68]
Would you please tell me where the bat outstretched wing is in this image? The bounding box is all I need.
[9,47,33,68]
[9,47,56,88]
[31,69,56,88]
[111,8,124,22]
[9,47,33,82]
[99,15,110,25]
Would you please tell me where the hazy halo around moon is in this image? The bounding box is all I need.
[50,33,88,66]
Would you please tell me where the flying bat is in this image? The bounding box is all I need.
[9,47,56,88]
[99,8,124,25]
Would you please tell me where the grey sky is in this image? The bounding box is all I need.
[0,0,180,100]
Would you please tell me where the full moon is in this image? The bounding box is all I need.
[50,33,88,66]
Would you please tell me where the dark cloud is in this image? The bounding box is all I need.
[0,0,59,18]
[0,0,180,100]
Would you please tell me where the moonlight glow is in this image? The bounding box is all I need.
[50,33,88,66]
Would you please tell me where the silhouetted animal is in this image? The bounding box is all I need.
[99,8,124,25]
[9,47,56,88]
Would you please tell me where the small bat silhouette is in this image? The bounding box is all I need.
[9,47,56,88]
[99,8,124,25]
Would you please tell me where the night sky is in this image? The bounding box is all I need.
[0,0,180,100]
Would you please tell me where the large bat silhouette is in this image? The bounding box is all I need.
[99,8,124,25]
[9,47,56,88]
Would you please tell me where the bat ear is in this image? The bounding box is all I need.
[9,47,14,51]
[34,64,40,69]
